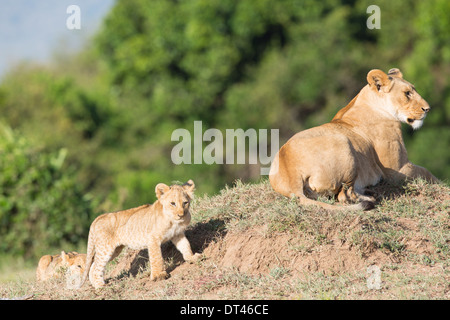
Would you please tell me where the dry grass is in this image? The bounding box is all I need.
[1,178,449,300]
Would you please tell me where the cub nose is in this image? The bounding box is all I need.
[421,106,430,113]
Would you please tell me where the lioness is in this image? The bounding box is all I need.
[36,251,86,282]
[78,180,200,289]
[269,68,439,210]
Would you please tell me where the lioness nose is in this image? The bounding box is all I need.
[422,106,430,113]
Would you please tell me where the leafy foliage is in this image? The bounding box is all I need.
[0,125,95,258]
[0,0,449,258]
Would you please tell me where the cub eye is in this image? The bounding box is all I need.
[170,202,176,207]
[183,201,189,207]
[405,91,412,98]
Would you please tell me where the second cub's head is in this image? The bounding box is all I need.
[155,180,195,221]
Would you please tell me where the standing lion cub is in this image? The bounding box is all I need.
[78,180,200,289]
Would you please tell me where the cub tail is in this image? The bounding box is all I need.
[77,227,95,289]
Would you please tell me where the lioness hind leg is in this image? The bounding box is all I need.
[338,185,375,210]
[337,185,358,203]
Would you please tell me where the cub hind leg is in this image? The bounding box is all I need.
[89,245,117,289]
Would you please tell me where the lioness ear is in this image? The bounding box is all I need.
[367,69,393,93]
[388,68,403,79]
[155,183,170,199]
[182,179,195,197]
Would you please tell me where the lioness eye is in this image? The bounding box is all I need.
[170,202,176,206]
[405,91,411,98]
[183,201,189,206]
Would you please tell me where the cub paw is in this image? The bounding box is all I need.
[185,253,202,263]
[150,271,169,281]
[92,282,106,290]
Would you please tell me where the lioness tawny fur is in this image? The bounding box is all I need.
[269,68,439,211]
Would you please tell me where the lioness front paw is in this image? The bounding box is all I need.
[150,271,169,281]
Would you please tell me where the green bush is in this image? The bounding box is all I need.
[0,0,449,219]
[0,125,96,258]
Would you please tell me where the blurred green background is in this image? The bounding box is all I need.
[0,0,449,260]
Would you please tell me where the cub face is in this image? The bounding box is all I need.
[37,251,86,281]
[367,68,431,130]
[56,251,86,270]
[155,180,195,221]
[67,253,86,276]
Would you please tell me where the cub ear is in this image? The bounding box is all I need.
[367,69,393,93]
[388,68,403,79]
[182,179,195,197]
[61,251,68,263]
[155,183,170,199]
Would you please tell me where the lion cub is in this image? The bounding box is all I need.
[36,251,86,282]
[79,180,200,289]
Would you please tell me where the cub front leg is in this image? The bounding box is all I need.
[148,238,168,281]
[171,233,201,263]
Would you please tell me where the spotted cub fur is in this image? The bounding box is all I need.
[79,180,200,289]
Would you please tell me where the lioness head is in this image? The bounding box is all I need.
[367,68,430,129]
[155,180,195,221]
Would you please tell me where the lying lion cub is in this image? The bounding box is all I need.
[36,251,86,282]
[270,68,439,211]
[78,180,200,289]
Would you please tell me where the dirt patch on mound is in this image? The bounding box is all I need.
[204,230,386,276]
[109,218,392,281]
